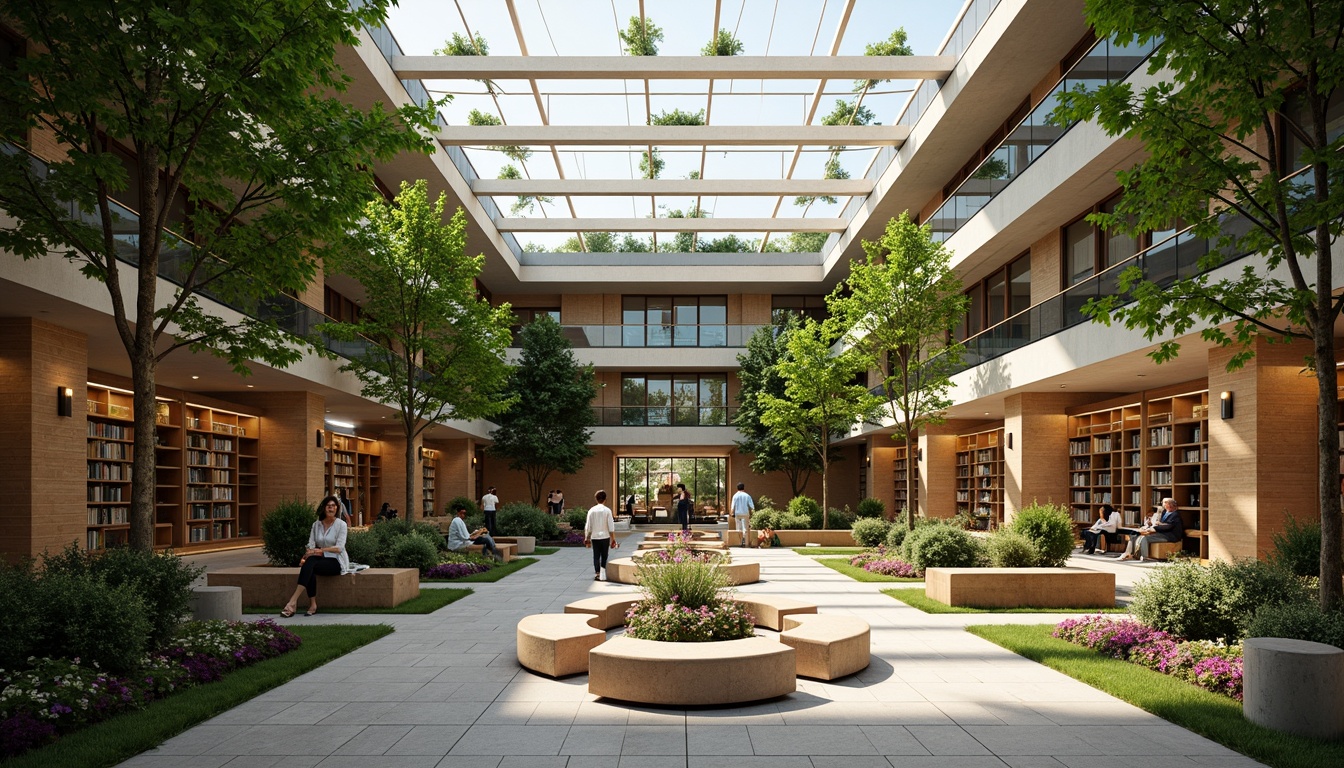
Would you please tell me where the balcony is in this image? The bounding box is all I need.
[510,324,765,348]
[595,406,738,427]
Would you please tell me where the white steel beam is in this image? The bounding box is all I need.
[437,125,908,146]
[496,218,846,232]
[471,178,875,196]
[393,55,956,81]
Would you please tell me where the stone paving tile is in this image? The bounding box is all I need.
[118,544,1271,768]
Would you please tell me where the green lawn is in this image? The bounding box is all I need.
[422,556,537,583]
[817,557,923,582]
[245,588,471,615]
[532,547,560,555]
[884,587,1128,614]
[791,546,866,556]
[968,623,1344,768]
[4,624,392,768]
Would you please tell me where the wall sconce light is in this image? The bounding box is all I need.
[57,387,73,418]
[417,445,423,462]
[473,456,479,465]
[1220,391,1234,420]
[316,429,324,448]
[915,448,923,462]
[1007,433,1013,450]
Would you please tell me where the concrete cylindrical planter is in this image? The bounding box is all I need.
[1243,637,1344,740]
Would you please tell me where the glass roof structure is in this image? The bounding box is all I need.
[381,0,967,254]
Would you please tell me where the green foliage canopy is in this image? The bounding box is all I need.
[734,317,823,496]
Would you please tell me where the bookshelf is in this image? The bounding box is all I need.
[422,448,438,517]
[153,400,182,548]
[955,427,1004,530]
[892,445,918,519]
[1066,386,1209,558]
[86,385,134,551]
[324,432,381,526]
[184,403,261,546]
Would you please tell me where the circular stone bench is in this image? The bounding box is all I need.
[636,540,725,550]
[564,593,642,630]
[642,530,720,541]
[190,585,242,622]
[779,613,871,681]
[605,557,760,585]
[588,636,795,705]
[516,613,607,678]
[732,594,817,631]
[1244,637,1344,739]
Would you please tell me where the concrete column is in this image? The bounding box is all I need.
[379,432,419,517]
[0,318,89,560]
[1207,339,1318,561]
[229,391,327,515]
[868,439,899,520]
[1004,392,1102,522]
[920,421,966,520]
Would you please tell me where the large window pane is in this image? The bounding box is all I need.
[700,375,727,425]
[1101,198,1139,268]
[672,376,698,425]
[622,297,644,346]
[987,270,1007,326]
[646,297,672,346]
[966,284,984,336]
[673,297,698,346]
[1065,218,1096,286]
[621,376,646,425]
[647,377,670,425]
[700,297,727,347]
[1008,257,1031,316]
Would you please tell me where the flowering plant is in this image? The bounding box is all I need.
[1054,615,1243,700]
[424,562,490,579]
[635,548,725,565]
[850,546,888,567]
[562,531,586,545]
[625,596,755,642]
[862,558,918,578]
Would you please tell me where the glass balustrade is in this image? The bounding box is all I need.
[594,406,739,427]
[511,325,765,348]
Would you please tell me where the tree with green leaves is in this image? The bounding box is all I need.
[498,165,553,215]
[468,110,531,164]
[323,180,515,518]
[703,28,745,56]
[436,32,498,96]
[855,28,912,91]
[489,316,599,505]
[759,318,885,522]
[795,101,875,208]
[1055,1,1344,607]
[828,213,968,527]
[639,147,665,179]
[0,0,435,550]
[735,317,824,497]
[651,109,706,126]
[619,16,664,56]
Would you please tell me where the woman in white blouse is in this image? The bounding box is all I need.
[281,495,350,617]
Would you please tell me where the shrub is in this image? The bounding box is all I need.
[775,510,812,530]
[788,496,821,526]
[625,596,755,642]
[636,559,727,609]
[36,570,151,674]
[344,530,379,566]
[1007,501,1076,567]
[1130,560,1224,641]
[902,524,982,572]
[1208,558,1314,639]
[564,508,588,531]
[855,497,885,519]
[863,558,917,577]
[424,561,491,579]
[750,507,778,530]
[389,531,441,572]
[985,529,1040,568]
[884,524,909,550]
[1247,601,1344,649]
[371,517,449,551]
[1269,515,1321,578]
[817,506,853,530]
[497,502,560,539]
[40,545,202,649]
[261,498,316,566]
[444,496,480,518]
[0,561,43,671]
[851,517,892,547]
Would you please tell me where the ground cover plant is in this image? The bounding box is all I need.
[625,546,754,642]
[969,623,1344,768]
[1,624,391,768]
[0,619,301,760]
[633,531,730,566]
[816,557,921,583]
[883,588,1126,614]
[244,588,471,614]
[422,558,536,583]
[1053,614,1243,700]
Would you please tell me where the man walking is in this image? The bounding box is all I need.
[481,486,500,537]
[584,490,618,581]
[730,481,754,548]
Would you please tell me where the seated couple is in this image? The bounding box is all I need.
[447,503,503,561]
[1117,498,1184,561]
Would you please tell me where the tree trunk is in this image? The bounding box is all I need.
[129,353,158,551]
[820,443,829,529]
[905,431,917,531]
[1317,250,1342,609]
[405,438,415,522]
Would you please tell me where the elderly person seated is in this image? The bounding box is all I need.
[446,503,502,561]
[1118,498,1184,561]
[1080,504,1122,555]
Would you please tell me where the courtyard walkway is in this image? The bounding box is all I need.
[122,541,1259,768]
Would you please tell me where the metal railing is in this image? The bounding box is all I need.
[511,324,765,348]
[595,406,738,427]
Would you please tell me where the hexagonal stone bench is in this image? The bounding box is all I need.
[605,556,759,585]
[588,635,796,705]
[516,613,607,678]
[779,613,871,681]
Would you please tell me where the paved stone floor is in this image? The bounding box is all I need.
[123,538,1262,768]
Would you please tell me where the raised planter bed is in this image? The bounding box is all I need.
[588,636,796,705]
[725,529,858,547]
[924,567,1115,609]
[207,565,420,609]
[604,556,760,585]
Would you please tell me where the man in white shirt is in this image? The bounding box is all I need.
[584,490,618,581]
[730,482,755,548]
[481,486,500,537]
[447,504,501,561]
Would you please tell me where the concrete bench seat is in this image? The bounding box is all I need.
[588,635,795,705]
[780,613,871,680]
[605,556,760,586]
[456,542,517,562]
[494,536,535,554]
[732,594,818,631]
[636,540,725,550]
[516,613,607,678]
[564,593,641,629]
[925,567,1115,608]
[1146,541,1184,560]
[207,566,420,609]
[642,530,720,541]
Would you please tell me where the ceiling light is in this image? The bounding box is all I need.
[326,419,355,429]
[246,384,254,388]
[191,375,200,380]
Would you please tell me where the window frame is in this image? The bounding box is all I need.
[1059,193,1151,290]
[957,251,1030,340]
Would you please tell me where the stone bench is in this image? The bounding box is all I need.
[495,536,535,555]
[731,594,817,631]
[516,613,607,678]
[636,540,725,550]
[1244,637,1344,740]
[1146,541,1184,560]
[724,529,859,547]
[456,542,517,562]
[642,530,720,540]
[563,593,642,630]
[605,557,760,586]
[780,614,871,680]
[190,585,242,621]
[207,566,420,609]
[588,635,795,705]
[925,567,1115,609]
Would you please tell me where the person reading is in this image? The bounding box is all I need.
[446,503,502,561]
[1118,498,1184,561]
[1081,504,1121,555]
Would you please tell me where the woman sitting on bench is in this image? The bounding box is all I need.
[281,495,349,618]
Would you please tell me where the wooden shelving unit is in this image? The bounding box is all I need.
[325,432,381,526]
[86,386,134,551]
[955,427,1004,530]
[1066,386,1209,558]
[421,448,437,518]
[892,445,918,518]
[184,403,260,546]
[153,400,182,548]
